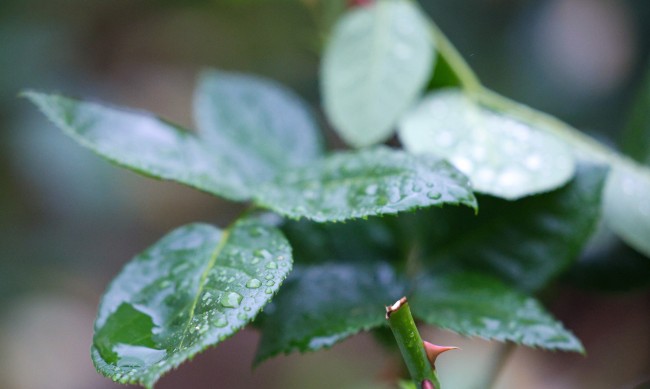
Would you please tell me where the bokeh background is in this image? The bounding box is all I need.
[1,0,649,388]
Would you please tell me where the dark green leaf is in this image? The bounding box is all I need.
[254,147,477,222]
[255,262,406,364]
[281,216,404,265]
[415,163,608,292]
[194,70,324,184]
[91,219,292,388]
[411,272,584,352]
[24,91,251,201]
[399,89,576,200]
[322,0,435,147]
[621,64,650,165]
[567,236,650,292]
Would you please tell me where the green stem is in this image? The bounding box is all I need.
[386,297,440,389]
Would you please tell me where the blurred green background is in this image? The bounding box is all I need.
[1,0,649,388]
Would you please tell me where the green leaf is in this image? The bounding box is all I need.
[322,0,435,147]
[254,147,477,222]
[25,70,323,201]
[602,164,650,258]
[411,272,584,352]
[399,89,576,200]
[255,262,406,364]
[415,163,608,292]
[567,236,650,292]
[621,64,650,165]
[194,70,324,184]
[91,219,292,388]
[281,216,403,265]
[24,91,251,201]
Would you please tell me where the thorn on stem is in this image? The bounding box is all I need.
[423,341,459,368]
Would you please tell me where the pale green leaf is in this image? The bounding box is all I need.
[411,272,584,352]
[322,0,435,147]
[194,70,324,184]
[398,89,576,200]
[254,147,477,222]
[603,164,650,258]
[91,219,292,388]
[255,262,406,363]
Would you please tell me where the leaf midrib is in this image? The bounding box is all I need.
[177,228,232,350]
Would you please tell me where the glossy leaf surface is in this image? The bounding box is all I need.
[411,272,584,352]
[255,147,477,222]
[25,92,254,200]
[399,89,575,199]
[194,70,324,183]
[322,0,434,147]
[415,163,608,292]
[92,219,292,388]
[255,263,405,363]
[603,164,650,258]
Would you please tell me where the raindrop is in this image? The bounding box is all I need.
[246,278,262,289]
[220,292,243,308]
[266,262,278,270]
[214,317,228,328]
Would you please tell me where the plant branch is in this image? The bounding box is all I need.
[386,297,440,389]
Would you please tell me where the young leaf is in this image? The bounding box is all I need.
[194,70,324,183]
[602,164,650,258]
[254,147,477,222]
[398,89,576,200]
[322,0,435,147]
[414,163,608,292]
[255,262,406,364]
[24,92,251,201]
[91,219,292,388]
[410,272,584,352]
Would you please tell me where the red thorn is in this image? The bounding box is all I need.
[423,341,459,367]
[421,379,435,389]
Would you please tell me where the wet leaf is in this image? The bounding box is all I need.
[91,219,292,388]
[322,0,434,147]
[414,163,608,292]
[398,89,575,199]
[194,70,324,183]
[255,262,406,364]
[411,272,584,352]
[255,147,477,222]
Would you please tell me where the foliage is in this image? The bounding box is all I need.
[24,0,650,388]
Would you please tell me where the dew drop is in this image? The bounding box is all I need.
[427,191,442,200]
[365,184,378,195]
[265,274,274,280]
[266,262,278,269]
[246,278,262,289]
[237,312,247,320]
[264,288,273,294]
[214,317,228,328]
[266,280,275,286]
[220,292,243,308]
